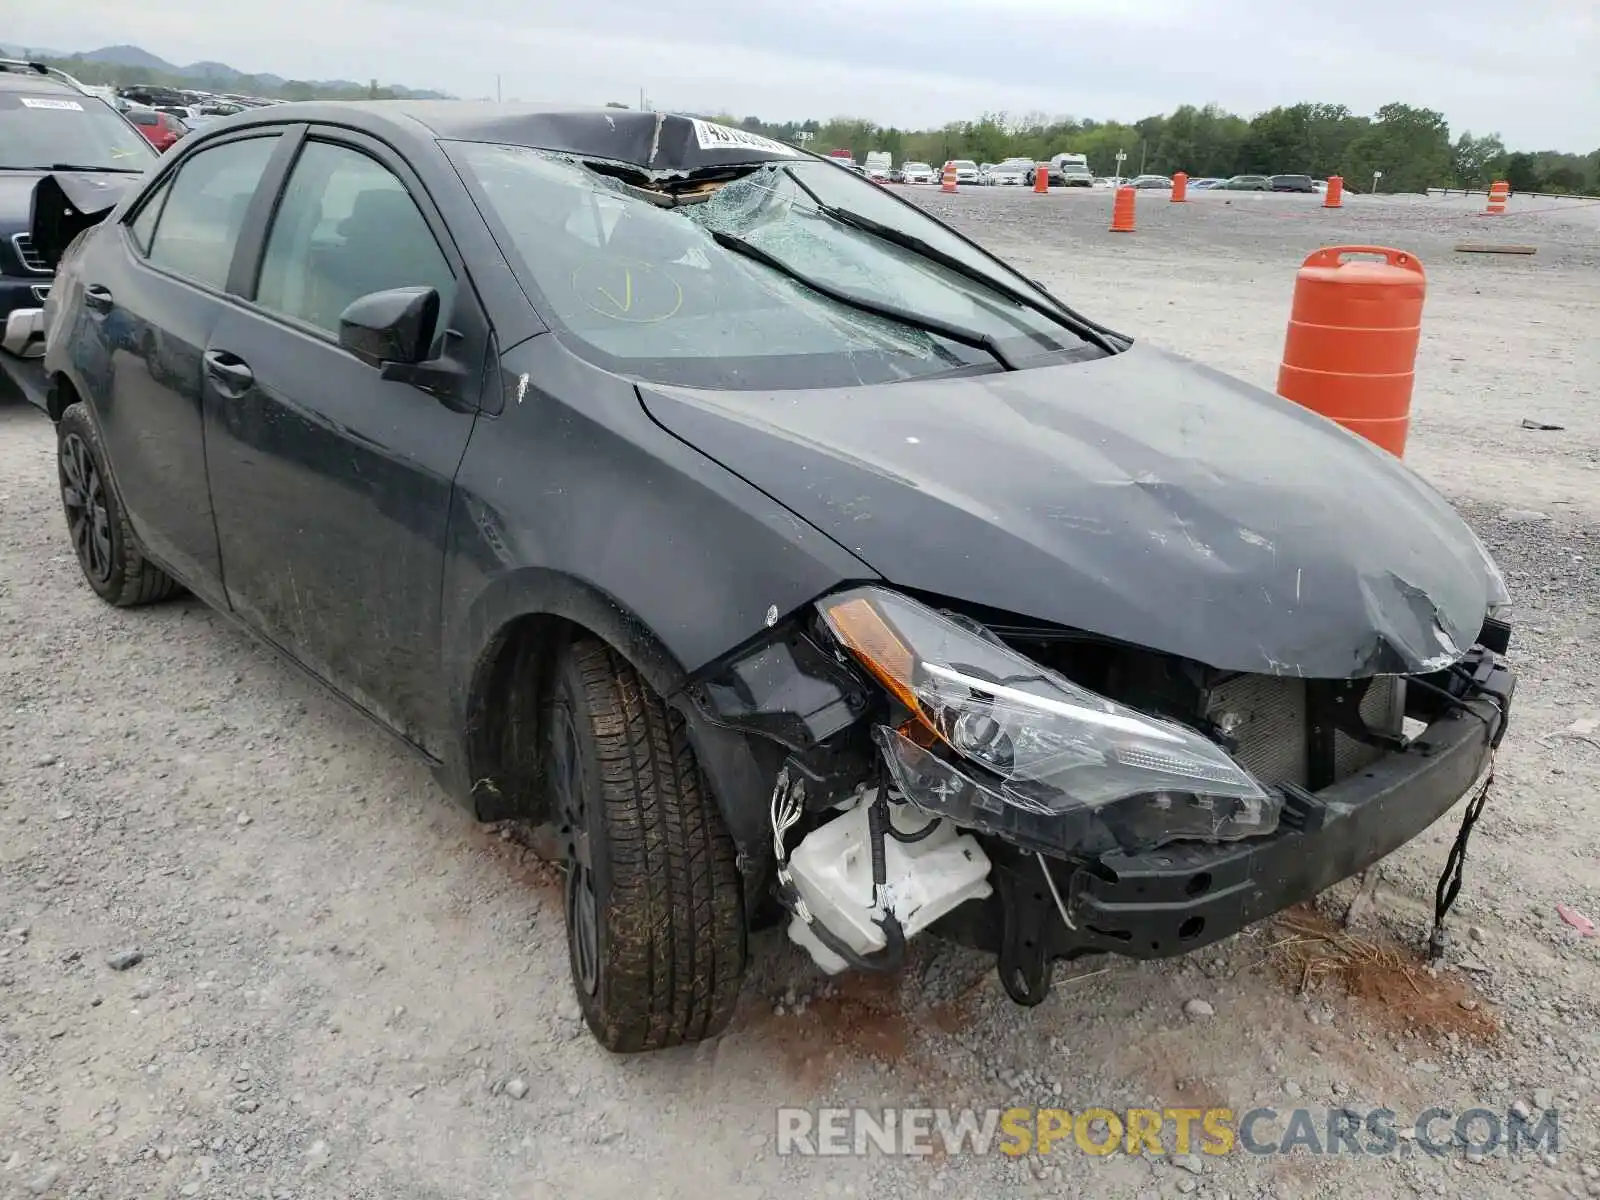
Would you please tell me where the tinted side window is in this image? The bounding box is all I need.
[146,136,279,290]
[254,140,454,338]
[127,175,172,256]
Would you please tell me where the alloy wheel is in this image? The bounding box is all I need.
[60,433,112,585]
[550,702,599,996]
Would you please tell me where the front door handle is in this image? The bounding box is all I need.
[203,349,254,394]
[84,285,113,314]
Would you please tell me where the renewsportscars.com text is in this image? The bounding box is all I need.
[776,1105,1559,1159]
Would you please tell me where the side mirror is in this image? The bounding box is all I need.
[337,286,439,369]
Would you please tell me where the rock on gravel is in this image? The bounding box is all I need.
[1183,998,1215,1019]
[505,1077,529,1100]
[104,949,143,971]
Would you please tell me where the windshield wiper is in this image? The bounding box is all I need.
[40,163,146,173]
[709,228,1017,371]
[783,168,1121,355]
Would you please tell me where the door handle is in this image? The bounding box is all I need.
[203,350,254,393]
[84,285,113,314]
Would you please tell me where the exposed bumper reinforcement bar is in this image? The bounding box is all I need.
[1062,666,1511,959]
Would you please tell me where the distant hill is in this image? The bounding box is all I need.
[0,41,451,100]
[76,44,172,72]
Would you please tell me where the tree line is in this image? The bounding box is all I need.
[692,103,1597,196]
[26,49,1594,196]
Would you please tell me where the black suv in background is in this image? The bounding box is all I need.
[0,60,155,406]
[1270,173,1317,193]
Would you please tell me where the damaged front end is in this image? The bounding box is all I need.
[686,584,1513,1005]
[1,172,133,409]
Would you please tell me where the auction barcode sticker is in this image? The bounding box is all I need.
[21,97,85,111]
[690,119,799,158]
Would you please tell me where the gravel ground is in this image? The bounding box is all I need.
[2,186,1598,1200]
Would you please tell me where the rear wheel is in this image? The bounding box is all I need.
[546,636,747,1051]
[56,402,181,607]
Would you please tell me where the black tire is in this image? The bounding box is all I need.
[546,636,747,1052]
[56,401,182,607]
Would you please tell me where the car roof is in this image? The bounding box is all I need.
[0,64,85,94]
[218,101,808,178]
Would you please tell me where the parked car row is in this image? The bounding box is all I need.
[876,154,1097,188]
[878,166,1327,194]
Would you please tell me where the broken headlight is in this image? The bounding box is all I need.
[819,587,1279,854]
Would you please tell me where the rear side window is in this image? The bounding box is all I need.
[146,135,279,290]
[253,140,455,338]
[127,176,172,255]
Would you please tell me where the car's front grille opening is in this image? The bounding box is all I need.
[1204,674,1405,789]
[12,233,50,274]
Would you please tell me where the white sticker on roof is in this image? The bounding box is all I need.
[20,97,85,111]
[689,119,799,158]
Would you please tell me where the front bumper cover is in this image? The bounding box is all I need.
[1067,688,1504,957]
[944,651,1513,1001]
[0,335,49,413]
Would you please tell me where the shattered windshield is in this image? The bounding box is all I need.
[451,144,1094,389]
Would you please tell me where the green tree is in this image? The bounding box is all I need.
[1451,131,1506,188]
[1345,103,1452,192]
[1503,152,1540,192]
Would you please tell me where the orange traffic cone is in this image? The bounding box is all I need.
[1110,186,1136,232]
[1171,171,1188,202]
[1033,163,1049,194]
[1324,176,1343,208]
[941,162,957,193]
[1485,180,1508,214]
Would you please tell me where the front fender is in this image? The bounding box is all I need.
[436,563,787,901]
[436,336,880,894]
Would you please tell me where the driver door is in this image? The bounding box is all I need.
[202,129,489,753]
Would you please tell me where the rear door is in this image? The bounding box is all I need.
[78,129,289,605]
[201,128,489,752]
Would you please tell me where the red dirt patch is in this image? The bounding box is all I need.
[1268,905,1499,1045]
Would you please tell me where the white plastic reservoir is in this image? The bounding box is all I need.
[786,798,992,974]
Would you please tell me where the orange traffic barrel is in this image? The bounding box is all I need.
[941,162,957,193]
[1323,176,1343,208]
[1276,246,1426,457]
[1485,180,1508,214]
[1033,163,1049,194]
[1171,171,1188,203]
[1110,186,1136,232]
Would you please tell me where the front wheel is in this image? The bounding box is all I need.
[56,402,182,607]
[546,636,747,1051]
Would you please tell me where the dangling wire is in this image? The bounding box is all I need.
[1429,752,1494,962]
[770,765,810,923]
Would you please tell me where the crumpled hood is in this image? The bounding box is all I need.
[27,171,140,267]
[638,343,1497,677]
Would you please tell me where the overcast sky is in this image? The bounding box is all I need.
[19,0,1599,151]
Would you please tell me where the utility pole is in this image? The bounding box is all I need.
[495,74,502,103]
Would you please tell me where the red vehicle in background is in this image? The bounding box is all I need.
[124,106,184,151]
[826,148,855,165]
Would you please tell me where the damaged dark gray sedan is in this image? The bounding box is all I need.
[30,103,1515,1052]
